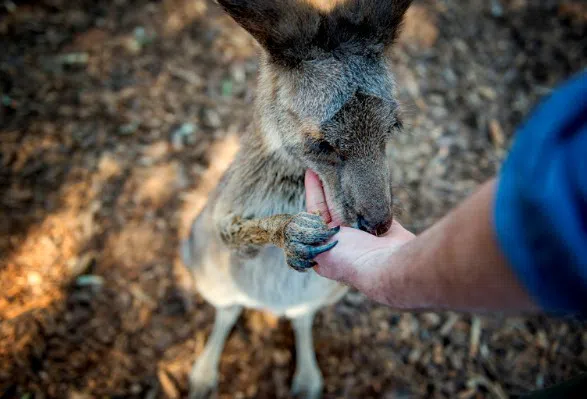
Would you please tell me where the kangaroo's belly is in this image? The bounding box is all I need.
[229,245,346,317]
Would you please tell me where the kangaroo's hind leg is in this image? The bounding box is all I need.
[189,305,242,399]
[290,312,323,399]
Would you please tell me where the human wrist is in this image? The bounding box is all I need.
[372,221,450,310]
[363,238,421,309]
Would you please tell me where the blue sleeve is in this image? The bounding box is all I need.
[495,70,587,316]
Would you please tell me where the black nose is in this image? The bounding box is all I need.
[357,214,392,236]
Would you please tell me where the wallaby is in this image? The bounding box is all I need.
[181,0,411,398]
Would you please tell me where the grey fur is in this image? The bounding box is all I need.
[182,1,412,397]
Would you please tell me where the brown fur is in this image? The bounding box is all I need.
[222,214,293,248]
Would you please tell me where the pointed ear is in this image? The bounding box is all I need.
[331,0,413,48]
[374,0,413,44]
[216,0,321,64]
[217,0,413,64]
[372,0,413,45]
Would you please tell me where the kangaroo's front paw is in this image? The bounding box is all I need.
[284,212,339,272]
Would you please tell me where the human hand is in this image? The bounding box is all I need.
[304,170,415,300]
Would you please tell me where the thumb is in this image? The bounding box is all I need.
[305,169,332,224]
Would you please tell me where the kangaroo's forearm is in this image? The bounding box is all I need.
[220,214,294,249]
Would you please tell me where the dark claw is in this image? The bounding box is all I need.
[329,225,341,236]
[285,213,341,272]
[307,225,339,243]
[288,257,316,272]
[289,240,338,259]
[307,240,338,258]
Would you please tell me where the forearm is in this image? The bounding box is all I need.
[376,179,537,312]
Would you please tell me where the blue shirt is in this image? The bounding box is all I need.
[495,69,587,316]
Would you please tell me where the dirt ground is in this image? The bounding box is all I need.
[1,0,586,398]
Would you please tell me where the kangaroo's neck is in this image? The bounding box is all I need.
[247,57,306,171]
[228,126,305,216]
[242,72,306,178]
[241,116,305,181]
[222,59,308,214]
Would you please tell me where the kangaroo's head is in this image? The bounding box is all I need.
[218,0,411,235]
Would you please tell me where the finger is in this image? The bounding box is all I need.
[305,169,332,224]
[313,252,354,284]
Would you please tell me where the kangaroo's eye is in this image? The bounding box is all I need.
[317,140,335,153]
[308,139,336,155]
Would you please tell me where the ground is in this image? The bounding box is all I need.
[0,0,586,398]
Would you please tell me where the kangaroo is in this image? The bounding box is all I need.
[181,0,411,397]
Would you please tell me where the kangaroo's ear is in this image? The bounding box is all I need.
[330,0,413,48]
[372,0,413,45]
[217,0,413,64]
[216,0,320,65]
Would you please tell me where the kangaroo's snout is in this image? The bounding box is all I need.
[357,213,392,236]
[342,157,394,236]
[351,184,393,236]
